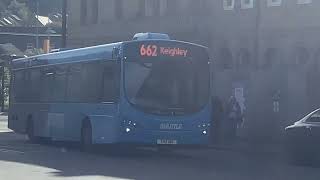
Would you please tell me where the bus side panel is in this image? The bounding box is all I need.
[48,103,119,143]
[8,104,27,134]
[8,104,49,136]
[85,104,120,144]
[47,104,84,141]
[28,104,51,138]
[35,108,50,137]
[88,114,119,144]
[62,111,84,141]
[86,103,120,144]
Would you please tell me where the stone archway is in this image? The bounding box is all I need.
[263,48,278,69]
[294,47,310,66]
[236,48,251,69]
[218,48,233,70]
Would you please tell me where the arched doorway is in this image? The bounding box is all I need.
[294,47,309,66]
[263,48,278,69]
[218,48,233,70]
[236,48,251,70]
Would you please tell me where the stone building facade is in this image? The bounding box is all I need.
[67,0,320,142]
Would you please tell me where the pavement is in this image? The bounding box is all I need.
[209,139,284,155]
[0,115,319,180]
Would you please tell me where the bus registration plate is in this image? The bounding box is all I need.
[157,139,177,145]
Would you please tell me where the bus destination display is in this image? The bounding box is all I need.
[139,44,189,58]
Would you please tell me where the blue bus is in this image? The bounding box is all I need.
[8,33,211,150]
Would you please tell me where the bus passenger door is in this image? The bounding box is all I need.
[83,61,120,144]
[92,61,120,143]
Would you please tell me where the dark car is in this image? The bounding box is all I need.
[285,109,320,163]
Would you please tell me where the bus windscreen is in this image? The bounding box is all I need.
[124,41,210,115]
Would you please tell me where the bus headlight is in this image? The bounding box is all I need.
[198,123,210,128]
[197,123,209,135]
[123,120,138,133]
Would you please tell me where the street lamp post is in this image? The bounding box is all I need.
[62,0,67,48]
[254,0,261,68]
[35,0,40,50]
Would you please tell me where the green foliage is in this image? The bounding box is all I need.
[25,48,44,56]
[1,0,35,26]
[1,0,62,27]
[3,67,10,108]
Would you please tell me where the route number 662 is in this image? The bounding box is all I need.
[140,45,158,57]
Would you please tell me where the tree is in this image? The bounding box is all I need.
[27,0,62,15]
[6,0,35,26]
[24,48,44,56]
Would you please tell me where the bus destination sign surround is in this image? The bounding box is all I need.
[140,44,188,58]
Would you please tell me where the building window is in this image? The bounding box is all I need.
[166,0,178,15]
[294,47,309,65]
[145,0,155,16]
[149,0,168,16]
[263,48,278,69]
[115,0,123,19]
[297,0,312,5]
[50,43,55,50]
[189,0,209,15]
[138,0,146,17]
[153,0,161,16]
[219,48,233,70]
[267,0,282,7]
[80,0,87,25]
[241,0,254,9]
[223,0,235,10]
[145,0,168,17]
[26,43,33,50]
[237,49,251,69]
[92,0,99,24]
[159,0,167,16]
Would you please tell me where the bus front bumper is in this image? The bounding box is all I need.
[117,129,210,146]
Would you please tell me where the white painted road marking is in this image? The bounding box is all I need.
[0,148,25,154]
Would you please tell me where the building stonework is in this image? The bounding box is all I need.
[67,0,320,142]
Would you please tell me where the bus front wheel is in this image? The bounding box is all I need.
[81,121,93,152]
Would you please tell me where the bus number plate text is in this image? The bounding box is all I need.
[157,139,177,145]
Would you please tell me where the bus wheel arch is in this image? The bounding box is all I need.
[81,118,94,152]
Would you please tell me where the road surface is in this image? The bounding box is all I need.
[0,116,319,180]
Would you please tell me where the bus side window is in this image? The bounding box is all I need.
[29,69,41,102]
[40,66,67,103]
[101,62,119,103]
[40,67,55,102]
[52,66,68,102]
[13,70,25,103]
[66,63,83,102]
[10,72,15,103]
[81,62,103,102]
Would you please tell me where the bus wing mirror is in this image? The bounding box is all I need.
[112,47,120,60]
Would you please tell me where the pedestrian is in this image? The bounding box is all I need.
[225,96,242,142]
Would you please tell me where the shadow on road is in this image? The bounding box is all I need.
[0,131,319,179]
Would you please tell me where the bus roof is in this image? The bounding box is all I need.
[11,42,122,70]
[11,39,208,70]
[125,39,208,49]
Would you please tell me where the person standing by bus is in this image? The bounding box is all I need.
[225,96,242,142]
